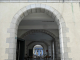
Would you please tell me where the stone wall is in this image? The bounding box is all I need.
[0,3,80,60]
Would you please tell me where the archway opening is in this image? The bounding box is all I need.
[8,4,67,60]
[16,6,60,60]
[33,45,43,58]
[19,31,55,60]
[17,8,59,60]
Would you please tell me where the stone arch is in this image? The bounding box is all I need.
[20,29,57,59]
[20,29,56,40]
[32,44,44,55]
[27,41,48,47]
[32,44,44,50]
[27,41,48,56]
[7,4,70,60]
[28,41,47,50]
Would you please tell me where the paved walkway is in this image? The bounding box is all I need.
[26,58,53,60]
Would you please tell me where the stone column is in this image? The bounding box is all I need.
[52,42,55,60]
[55,37,61,60]
[48,45,51,56]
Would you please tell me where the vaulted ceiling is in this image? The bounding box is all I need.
[18,12,59,41]
[23,32,53,41]
[19,13,58,29]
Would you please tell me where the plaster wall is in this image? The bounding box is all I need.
[0,3,80,60]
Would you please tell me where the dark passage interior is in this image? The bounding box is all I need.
[16,9,61,60]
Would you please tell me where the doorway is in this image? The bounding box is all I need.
[33,45,43,58]
[7,4,68,60]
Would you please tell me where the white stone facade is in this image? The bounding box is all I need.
[0,3,80,60]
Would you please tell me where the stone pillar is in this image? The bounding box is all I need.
[48,45,51,56]
[52,42,55,60]
[55,37,61,60]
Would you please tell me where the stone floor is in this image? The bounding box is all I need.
[26,58,53,60]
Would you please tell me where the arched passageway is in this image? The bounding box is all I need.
[33,45,43,57]
[26,41,48,59]
[7,4,69,60]
[20,30,58,60]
